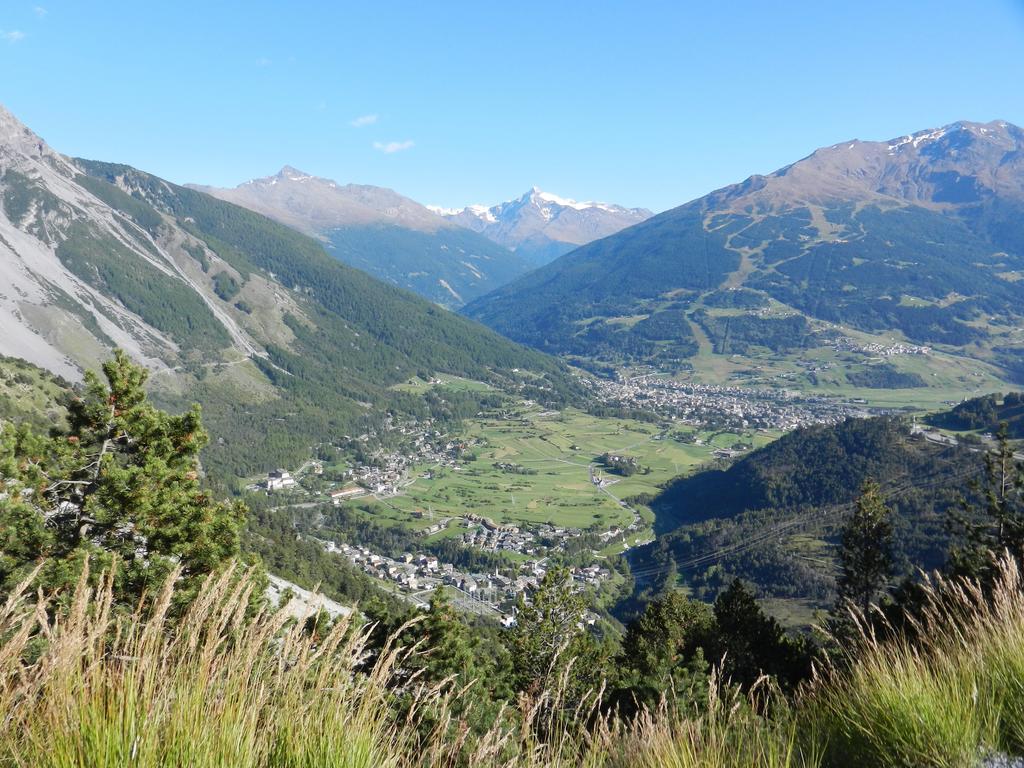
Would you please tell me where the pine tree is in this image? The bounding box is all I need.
[948,424,1024,583]
[417,589,477,683]
[0,351,244,603]
[383,589,513,746]
[653,552,679,596]
[618,589,712,711]
[710,579,810,692]
[506,566,587,693]
[836,479,895,618]
[0,422,54,586]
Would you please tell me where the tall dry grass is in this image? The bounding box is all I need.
[607,679,818,768]
[8,555,1024,767]
[0,562,814,768]
[808,552,1024,767]
[0,562,426,768]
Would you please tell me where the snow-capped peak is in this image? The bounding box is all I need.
[428,202,497,223]
[465,204,495,220]
[882,121,1009,155]
[524,187,631,214]
[426,204,461,216]
[430,187,653,263]
[277,165,315,182]
[432,186,650,224]
[886,127,952,155]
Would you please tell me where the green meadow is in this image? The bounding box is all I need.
[348,405,778,536]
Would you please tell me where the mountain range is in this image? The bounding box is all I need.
[432,187,652,266]
[463,121,1024,383]
[189,169,531,308]
[0,104,575,480]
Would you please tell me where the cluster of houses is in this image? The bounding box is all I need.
[827,336,932,357]
[323,538,613,614]
[462,522,536,555]
[453,516,636,557]
[342,417,475,498]
[589,375,873,432]
[259,413,479,500]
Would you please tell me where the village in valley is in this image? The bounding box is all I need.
[251,409,632,616]
[321,536,610,623]
[246,367,925,617]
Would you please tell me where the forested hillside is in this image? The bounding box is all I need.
[80,159,582,480]
[1,105,581,486]
[629,414,986,608]
[928,391,1024,437]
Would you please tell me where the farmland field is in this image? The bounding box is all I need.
[678,326,1009,412]
[347,404,780,542]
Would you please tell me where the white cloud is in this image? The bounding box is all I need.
[373,140,414,154]
[255,56,272,67]
[34,6,47,17]
[1,30,26,43]
[350,114,378,127]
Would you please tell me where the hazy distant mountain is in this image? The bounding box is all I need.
[431,187,652,266]
[0,103,573,477]
[464,121,1024,381]
[191,169,531,307]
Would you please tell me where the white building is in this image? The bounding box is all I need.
[330,485,365,504]
[266,469,296,491]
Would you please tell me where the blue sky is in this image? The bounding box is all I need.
[2,1,1023,212]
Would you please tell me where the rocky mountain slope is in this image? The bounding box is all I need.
[0,104,576,479]
[433,187,652,266]
[464,121,1024,382]
[191,169,530,307]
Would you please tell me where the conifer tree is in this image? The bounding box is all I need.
[836,479,895,618]
[403,589,512,739]
[710,579,810,692]
[418,589,477,682]
[618,589,712,711]
[0,351,244,602]
[506,566,587,692]
[948,424,1024,583]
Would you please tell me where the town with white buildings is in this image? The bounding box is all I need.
[587,375,879,431]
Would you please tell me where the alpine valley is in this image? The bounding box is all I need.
[6,7,1024,766]
[0,104,578,483]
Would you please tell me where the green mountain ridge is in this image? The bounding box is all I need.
[927,391,1024,437]
[463,121,1024,383]
[76,159,582,480]
[322,222,525,306]
[629,413,987,613]
[191,167,532,308]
